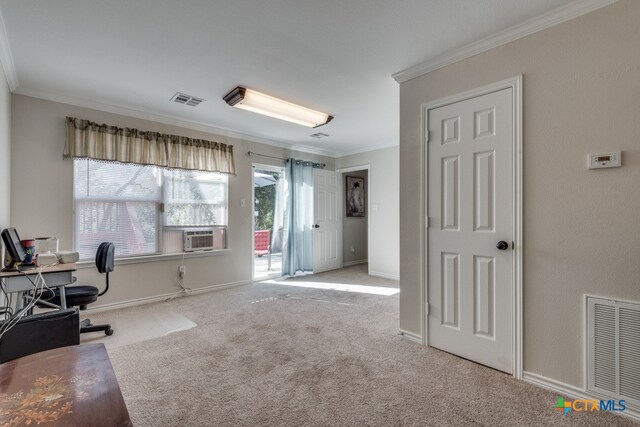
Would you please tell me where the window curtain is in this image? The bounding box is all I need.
[282,159,322,276]
[64,117,236,174]
[270,176,285,253]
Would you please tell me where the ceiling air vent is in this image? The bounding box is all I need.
[171,92,205,107]
[310,132,330,139]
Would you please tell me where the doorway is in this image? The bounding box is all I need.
[341,169,368,269]
[252,164,285,280]
[337,165,371,275]
[423,77,523,376]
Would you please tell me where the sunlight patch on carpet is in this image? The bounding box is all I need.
[263,279,399,296]
[81,306,196,349]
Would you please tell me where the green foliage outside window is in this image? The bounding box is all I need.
[254,171,279,231]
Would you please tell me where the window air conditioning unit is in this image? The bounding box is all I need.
[184,229,214,251]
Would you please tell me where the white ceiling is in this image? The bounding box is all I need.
[0,0,576,156]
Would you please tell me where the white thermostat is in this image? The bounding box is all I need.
[588,151,621,169]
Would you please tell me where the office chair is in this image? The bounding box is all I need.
[39,242,115,336]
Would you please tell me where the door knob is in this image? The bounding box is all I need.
[313,224,320,229]
[496,241,509,251]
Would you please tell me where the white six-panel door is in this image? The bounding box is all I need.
[313,169,342,273]
[427,88,514,373]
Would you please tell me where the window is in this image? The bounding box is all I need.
[73,159,228,260]
[163,169,227,227]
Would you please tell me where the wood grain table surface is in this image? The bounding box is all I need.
[0,344,131,426]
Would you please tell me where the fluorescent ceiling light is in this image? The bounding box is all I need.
[223,86,333,128]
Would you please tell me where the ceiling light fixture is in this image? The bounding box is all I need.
[223,86,333,128]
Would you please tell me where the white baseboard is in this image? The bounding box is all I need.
[398,329,423,344]
[370,270,399,281]
[523,371,640,422]
[85,280,251,313]
[342,259,367,267]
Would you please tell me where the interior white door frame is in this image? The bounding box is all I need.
[421,75,523,379]
[336,164,371,275]
[252,163,285,281]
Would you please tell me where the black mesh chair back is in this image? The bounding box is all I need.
[95,242,115,297]
[96,242,115,274]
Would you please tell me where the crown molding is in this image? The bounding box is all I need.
[392,0,619,83]
[337,142,399,158]
[0,7,18,91]
[14,86,340,158]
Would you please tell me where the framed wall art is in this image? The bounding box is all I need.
[345,176,365,217]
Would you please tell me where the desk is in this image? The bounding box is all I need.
[0,263,76,311]
[0,344,132,426]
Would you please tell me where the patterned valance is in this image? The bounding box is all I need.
[63,117,236,174]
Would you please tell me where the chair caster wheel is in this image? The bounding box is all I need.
[105,329,114,336]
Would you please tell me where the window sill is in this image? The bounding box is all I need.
[76,249,232,269]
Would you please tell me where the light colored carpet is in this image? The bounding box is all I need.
[83,265,634,426]
[81,304,196,350]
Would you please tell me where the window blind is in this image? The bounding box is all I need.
[74,160,162,260]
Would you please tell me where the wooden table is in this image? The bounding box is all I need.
[0,344,131,426]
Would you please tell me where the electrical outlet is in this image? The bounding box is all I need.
[179,265,186,278]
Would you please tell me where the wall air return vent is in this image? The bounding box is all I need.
[171,92,205,107]
[587,296,640,408]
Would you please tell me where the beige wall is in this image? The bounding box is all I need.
[342,169,368,264]
[337,146,399,279]
[0,66,10,229]
[399,0,640,387]
[10,94,334,307]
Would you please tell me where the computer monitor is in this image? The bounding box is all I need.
[1,227,27,265]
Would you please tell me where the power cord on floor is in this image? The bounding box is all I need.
[164,276,193,302]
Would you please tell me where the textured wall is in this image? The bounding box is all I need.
[10,94,334,307]
[399,0,640,387]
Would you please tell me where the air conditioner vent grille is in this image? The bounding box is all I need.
[171,92,205,107]
[588,297,640,408]
[619,307,640,401]
[593,304,616,392]
[183,227,227,252]
[184,229,214,251]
